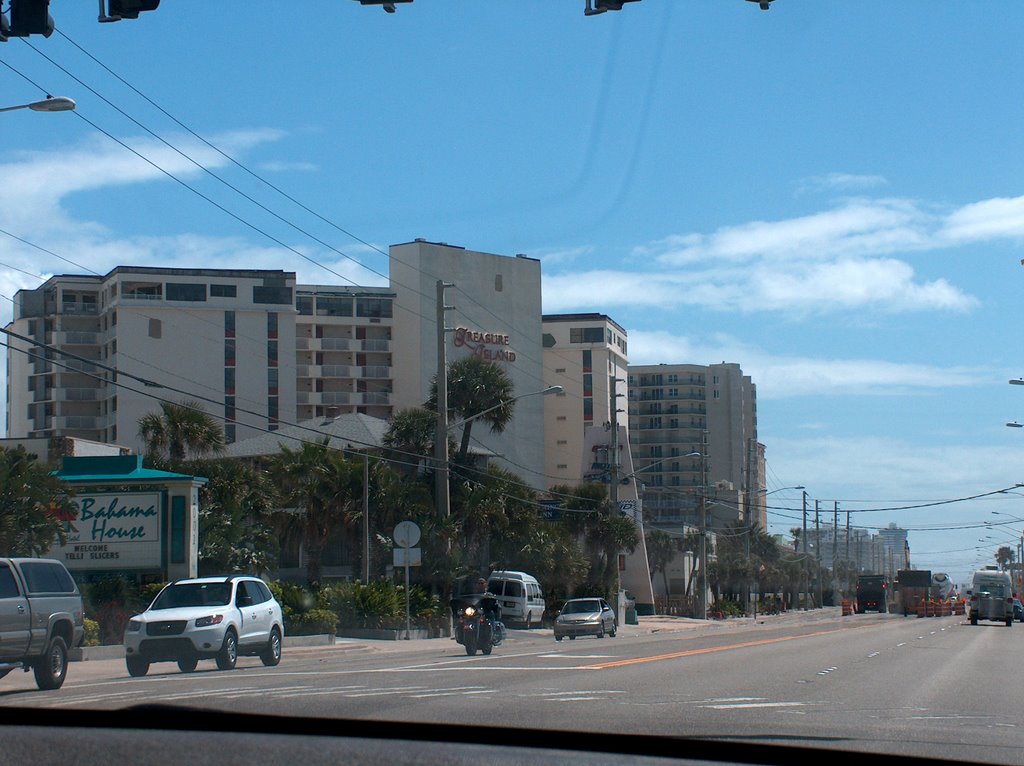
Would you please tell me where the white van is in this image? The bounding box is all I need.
[487,571,545,628]
[968,568,1013,627]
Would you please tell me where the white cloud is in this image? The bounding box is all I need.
[644,199,930,265]
[797,172,889,194]
[542,256,976,316]
[259,161,319,173]
[624,329,983,398]
[939,195,1024,242]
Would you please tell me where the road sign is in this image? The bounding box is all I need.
[393,520,421,548]
[393,547,422,567]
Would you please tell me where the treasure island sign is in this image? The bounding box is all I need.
[453,326,516,363]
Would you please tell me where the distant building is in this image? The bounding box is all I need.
[540,313,629,488]
[627,362,763,533]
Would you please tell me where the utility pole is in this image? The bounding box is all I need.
[363,452,370,582]
[832,501,839,602]
[609,375,624,626]
[815,500,821,608]
[802,491,808,610]
[434,281,454,523]
[698,435,708,620]
[845,510,851,597]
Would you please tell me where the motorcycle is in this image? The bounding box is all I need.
[450,595,505,656]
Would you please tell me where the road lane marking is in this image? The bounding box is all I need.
[537,654,615,659]
[581,626,859,670]
[701,701,808,710]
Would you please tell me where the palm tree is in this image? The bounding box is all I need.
[382,407,441,478]
[138,400,225,463]
[0,446,76,556]
[270,439,362,586]
[995,545,1016,571]
[429,356,515,463]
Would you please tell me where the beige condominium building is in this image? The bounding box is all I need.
[5,244,551,491]
[541,313,629,488]
[5,267,298,454]
[389,239,547,489]
[541,313,654,613]
[627,362,764,534]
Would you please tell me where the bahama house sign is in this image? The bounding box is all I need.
[48,455,207,582]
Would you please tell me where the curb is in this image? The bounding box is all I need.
[72,633,346,662]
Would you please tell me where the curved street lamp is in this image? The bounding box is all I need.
[0,96,76,114]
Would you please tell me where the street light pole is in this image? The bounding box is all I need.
[0,96,76,113]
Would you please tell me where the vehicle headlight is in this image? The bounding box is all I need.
[463,606,476,617]
[126,619,142,632]
[195,614,224,628]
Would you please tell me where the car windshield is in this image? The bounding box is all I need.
[4,3,1024,765]
[563,600,602,614]
[151,583,232,610]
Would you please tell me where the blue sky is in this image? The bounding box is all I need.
[2,1,1024,581]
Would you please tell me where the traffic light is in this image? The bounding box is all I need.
[355,0,413,11]
[103,0,160,21]
[584,0,641,16]
[7,0,54,37]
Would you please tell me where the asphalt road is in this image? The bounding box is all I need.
[2,609,1021,764]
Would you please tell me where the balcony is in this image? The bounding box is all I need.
[60,302,99,315]
[56,331,100,346]
[56,387,103,401]
[360,365,390,379]
[296,364,356,379]
[321,337,352,351]
[360,339,390,352]
[296,392,352,406]
[62,359,101,373]
[357,392,391,406]
[54,415,101,430]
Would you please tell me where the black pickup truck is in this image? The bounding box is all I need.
[0,558,84,690]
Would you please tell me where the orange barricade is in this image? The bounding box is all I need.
[841,599,853,616]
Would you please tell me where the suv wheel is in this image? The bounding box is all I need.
[33,636,68,690]
[126,655,150,678]
[261,627,282,667]
[177,653,199,673]
[216,629,238,670]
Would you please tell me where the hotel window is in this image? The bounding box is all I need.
[166,283,207,302]
[225,339,236,367]
[224,311,235,338]
[268,312,278,339]
[210,283,237,298]
[582,350,592,373]
[268,367,279,396]
[316,296,353,317]
[356,297,393,318]
[268,340,278,367]
[224,368,235,395]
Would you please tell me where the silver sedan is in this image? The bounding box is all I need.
[554,598,617,640]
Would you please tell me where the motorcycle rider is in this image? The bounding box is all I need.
[476,578,506,645]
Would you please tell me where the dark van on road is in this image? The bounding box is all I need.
[855,574,888,613]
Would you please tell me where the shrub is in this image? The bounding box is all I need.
[83,618,100,647]
[288,608,338,636]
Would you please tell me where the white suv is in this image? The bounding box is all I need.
[124,576,284,676]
